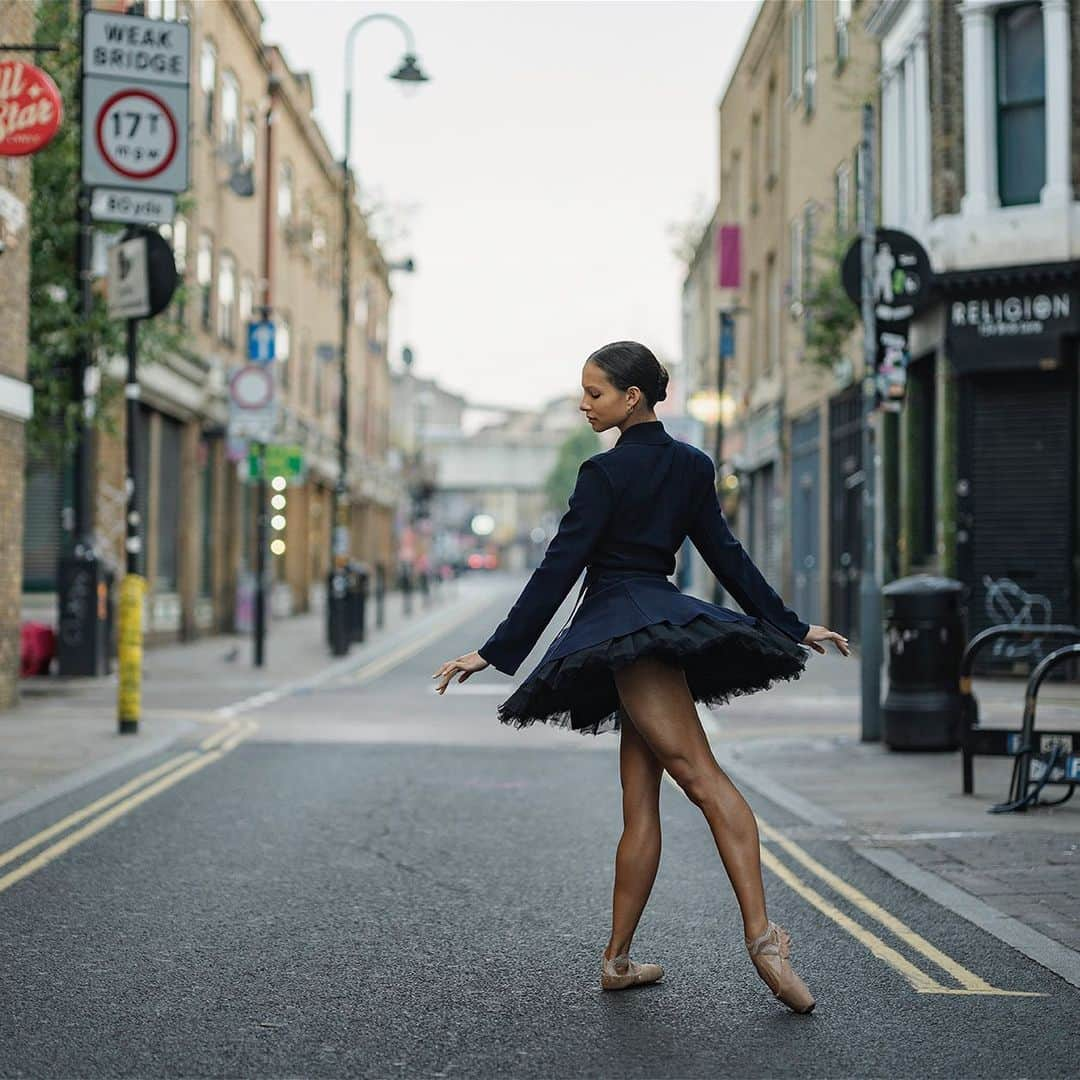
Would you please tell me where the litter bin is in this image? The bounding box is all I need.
[347,562,370,644]
[882,574,967,750]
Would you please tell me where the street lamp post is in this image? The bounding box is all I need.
[329,13,429,656]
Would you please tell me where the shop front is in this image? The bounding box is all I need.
[942,262,1079,672]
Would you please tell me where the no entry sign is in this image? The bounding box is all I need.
[81,10,189,196]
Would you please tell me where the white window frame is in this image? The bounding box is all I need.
[217,252,236,345]
[220,70,239,151]
[277,161,293,222]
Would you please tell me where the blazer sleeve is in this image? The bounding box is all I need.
[478,457,615,676]
[686,458,810,645]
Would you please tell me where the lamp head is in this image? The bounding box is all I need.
[391,53,430,84]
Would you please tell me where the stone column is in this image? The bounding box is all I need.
[1041,0,1073,207]
[960,2,999,214]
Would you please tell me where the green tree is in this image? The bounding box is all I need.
[28,0,190,463]
[800,227,860,372]
[543,426,601,513]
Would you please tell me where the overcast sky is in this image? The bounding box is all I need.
[259,0,758,411]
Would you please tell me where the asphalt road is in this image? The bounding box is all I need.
[0,581,1076,1079]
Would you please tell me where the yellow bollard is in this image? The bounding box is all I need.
[117,574,147,733]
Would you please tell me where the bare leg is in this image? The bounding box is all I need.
[604,710,664,960]
[613,656,769,942]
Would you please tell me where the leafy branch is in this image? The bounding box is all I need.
[28,1,193,464]
[800,227,860,371]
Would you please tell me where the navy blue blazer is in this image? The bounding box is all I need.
[477,419,810,676]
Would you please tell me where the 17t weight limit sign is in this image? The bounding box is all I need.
[96,88,177,180]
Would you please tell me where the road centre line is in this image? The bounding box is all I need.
[755,816,1005,993]
[0,596,495,896]
[0,747,239,897]
[661,770,1042,996]
[0,751,200,874]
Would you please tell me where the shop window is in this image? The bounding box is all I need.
[996,3,1045,206]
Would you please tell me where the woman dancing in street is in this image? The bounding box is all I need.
[432,341,849,1013]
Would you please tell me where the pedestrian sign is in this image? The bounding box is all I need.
[248,319,276,364]
[248,444,305,483]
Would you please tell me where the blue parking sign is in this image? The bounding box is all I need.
[247,320,276,364]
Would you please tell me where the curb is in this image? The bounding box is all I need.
[708,729,1080,992]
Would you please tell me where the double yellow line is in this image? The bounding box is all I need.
[0,719,257,898]
[663,766,1041,997]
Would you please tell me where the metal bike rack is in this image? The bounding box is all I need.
[959,624,1080,811]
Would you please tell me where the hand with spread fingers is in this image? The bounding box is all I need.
[801,625,851,656]
[432,650,489,695]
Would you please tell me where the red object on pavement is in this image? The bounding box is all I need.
[0,60,63,157]
[20,622,56,677]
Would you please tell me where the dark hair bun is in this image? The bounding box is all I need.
[656,364,669,403]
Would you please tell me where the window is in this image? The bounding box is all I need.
[160,216,187,324]
[790,7,804,101]
[200,40,216,136]
[835,162,851,233]
[749,271,760,375]
[242,107,257,167]
[767,78,780,183]
[802,204,815,295]
[311,213,327,253]
[854,143,865,229]
[239,273,254,328]
[221,70,239,151]
[996,3,1045,206]
[277,161,293,222]
[729,150,742,218]
[277,316,291,391]
[789,217,803,304]
[145,0,177,18]
[835,0,852,70]
[765,253,779,373]
[750,112,761,212]
[156,414,182,593]
[803,0,817,112]
[217,253,236,346]
[197,232,213,332]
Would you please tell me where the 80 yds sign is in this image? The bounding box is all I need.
[95,88,177,179]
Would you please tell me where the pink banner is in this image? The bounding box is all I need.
[716,224,741,289]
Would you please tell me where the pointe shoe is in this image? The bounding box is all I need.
[600,951,664,991]
[745,922,815,1014]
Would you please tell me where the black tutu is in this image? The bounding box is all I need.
[496,571,808,736]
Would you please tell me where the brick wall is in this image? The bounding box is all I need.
[930,0,964,218]
[0,0,35,709]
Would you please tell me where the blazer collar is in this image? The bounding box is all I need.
[615,420,670,447]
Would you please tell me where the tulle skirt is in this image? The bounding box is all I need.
[497,571,808,736]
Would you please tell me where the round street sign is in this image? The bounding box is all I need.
[0,60,63,156]
[95,87,178,180]
[229,365,274,410]
[842,228,934,323]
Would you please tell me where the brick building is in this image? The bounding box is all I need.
[693,0,878,640]
[0,0,35,707]
[20,0,402,658]
[871,0,1080,671]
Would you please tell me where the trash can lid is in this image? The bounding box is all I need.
[882,573,965,595]
[883,574,965,620]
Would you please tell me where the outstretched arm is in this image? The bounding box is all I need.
[687,459,810,645]
[477,458,614,676]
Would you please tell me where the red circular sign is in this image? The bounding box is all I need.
[0,60,63,157]
[94,88,178,180]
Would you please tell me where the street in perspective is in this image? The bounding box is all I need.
[1,2,1079,1078]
